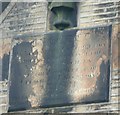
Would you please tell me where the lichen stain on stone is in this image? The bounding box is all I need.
[112,24,120,70]
[28,39,47,107]
[0,39,12,59]
[69,29,109,102]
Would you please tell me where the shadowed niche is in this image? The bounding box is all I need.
[48,2,77,30]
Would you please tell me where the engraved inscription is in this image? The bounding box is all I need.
[69,27,111,103]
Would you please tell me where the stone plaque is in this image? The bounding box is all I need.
[9,26,111,111]
[69,26,111,103]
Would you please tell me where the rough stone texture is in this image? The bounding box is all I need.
[0,1,48,113]
[77,0,120,28]
[0,0,119,114]
[0,81,8,114]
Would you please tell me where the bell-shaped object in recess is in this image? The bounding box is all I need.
[49,2,76,30]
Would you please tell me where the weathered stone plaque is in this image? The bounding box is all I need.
[9,26,111,111]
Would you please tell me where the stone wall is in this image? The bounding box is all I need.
[0,0,119,114]
[77,0,119,27]
[0,81,8,114]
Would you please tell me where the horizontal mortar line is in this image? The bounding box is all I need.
[111,79,120,84]
[1,23,46,31]
[111,83,120,86]
[75,110,111,113]
[4,14,46,21]
[79,10,119,18]
[112,77,120,79]
[10,24,46,29]
[81,15,120,20]
[111,84,120,87]
[109,101,120,104]
[110,93,120,99]
[73,108,111,113]
[1,24,46,31]
[111,94,120,97]
[3,24,45,30]
[2,21,46,29]
[79,13,119,20]
[85,109,116,114]
[1,24,45,31]
[80,21,120,26]
[88,108,110,113]
[79,19,119,25]
[111,87,120,90]
[0,91,7,93]
[109,109,120,111]
[4,9,46,16]
[80,1,119,7]
[7,12,47,19]
[113,69,120,71]
[0,94,8,96]
[112,75,120,78]
[8,10,47,17]
[0,87,7,88]
[14,4,47,12]
[111,81,120,83]
[0,90,7,92]
[111,86,120,88]
[0,81,8,83]
[79,5,120,13]
[9,7,47,14]
[112,73,120,78]
[0,104,8,107]
[29,4,48,9]
[7,6,47,15]
[1,31,44,40]
[112,76,120,80]
[13,32,46,39]
[79,0,119,3]
[3,14,47,23]
[0,95,7,98]
[79,16,120,23]
[111,90,119,93]
[2,28,46,35]
[2,20,46,28]
[15,3,47,11]
[11,3,47,10]
[27,9,48,14]
[58,103,111,109]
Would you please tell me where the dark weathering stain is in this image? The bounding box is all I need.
[2,54,10,81]
[41,29,77,108]
[9,41,35,111]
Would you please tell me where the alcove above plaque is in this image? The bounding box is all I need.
[48,1,77,30]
